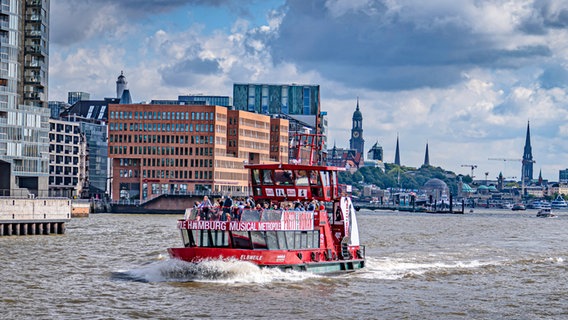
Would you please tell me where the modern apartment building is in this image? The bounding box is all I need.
[48,118,87,198]
[107,104,288,202]
[0,0,51,196]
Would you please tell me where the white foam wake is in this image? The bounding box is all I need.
[112,258,320,284]
[355,256,501,280]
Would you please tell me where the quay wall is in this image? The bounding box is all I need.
[71,200,90,218]
[0,198,72,236]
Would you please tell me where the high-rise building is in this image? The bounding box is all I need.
[0,0,51,196]
[68,92,90,105]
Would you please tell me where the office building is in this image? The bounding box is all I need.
[0,0,51,196]
[107,104,287,201]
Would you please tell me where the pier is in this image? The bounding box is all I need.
[0,198,72,236]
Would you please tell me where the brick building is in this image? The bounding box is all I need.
[107,104,288,202]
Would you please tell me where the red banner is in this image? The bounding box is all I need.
[179,210,314,231]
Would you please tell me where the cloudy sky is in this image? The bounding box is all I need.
[49,0,568,181]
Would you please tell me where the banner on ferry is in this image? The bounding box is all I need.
[180,211,314,231]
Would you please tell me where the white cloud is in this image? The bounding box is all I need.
[48,0,568,180]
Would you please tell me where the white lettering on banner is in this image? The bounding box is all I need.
[240,255,262,261]
[286,188,296,197]
[265,188,274,196]
[180,211,315,231]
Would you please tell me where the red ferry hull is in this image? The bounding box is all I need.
[168,247,365,273]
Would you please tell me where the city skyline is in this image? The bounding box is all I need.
[49,0,568,181]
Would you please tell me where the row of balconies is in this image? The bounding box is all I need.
[24,45,48,56]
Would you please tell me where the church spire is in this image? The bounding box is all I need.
[423,141,430,166]
[394,134,400,166]
[522,121,534,183]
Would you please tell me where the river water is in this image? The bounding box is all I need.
[1,208,566,319]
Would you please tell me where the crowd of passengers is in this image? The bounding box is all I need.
[187,195,324,222]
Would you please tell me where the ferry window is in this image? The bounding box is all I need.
[251,169,261,185]
[262,170,273,185]
[321,171,330,186]
[265,232,279,249]
[307,231,316,248]
[211,230,229,247]
[295,232,303,249]
[192,230,210,247]
[232,231,252,249]
[274,170,293,185]
[309,171,321,185]
[295,170,309,186]
[276,232,288,249]
[254,187,262,197]
[182,229,192,247]
[286,232,296,249]
[251,231,267,249]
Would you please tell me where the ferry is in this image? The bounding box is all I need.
[551,195,567,209]
[168,134,365,274]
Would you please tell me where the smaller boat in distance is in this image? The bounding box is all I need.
[536,207,556,218]
[511,203,526,211]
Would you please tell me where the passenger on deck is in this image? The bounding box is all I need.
[221,194,233,221]
[199,196,212,220]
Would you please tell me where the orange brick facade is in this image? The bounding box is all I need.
[107,104,288,202]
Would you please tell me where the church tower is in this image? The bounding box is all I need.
[349,98,365,159]
[522,121,534,183]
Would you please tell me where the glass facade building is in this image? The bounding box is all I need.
[233,83,320,116]
[0,0,51,196]
[68,92,90,105]
[151,95,232,107]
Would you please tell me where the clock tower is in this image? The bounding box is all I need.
[349,98,364,158]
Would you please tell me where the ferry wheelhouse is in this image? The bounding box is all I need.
[168,134,365,273]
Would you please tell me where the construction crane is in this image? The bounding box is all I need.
[488,158,521,178]
[488,158,522,162]
[461,164,477,178]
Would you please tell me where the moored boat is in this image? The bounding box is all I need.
[551,195,567,209]
[511,203,526,211]
[168,134,365,273]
